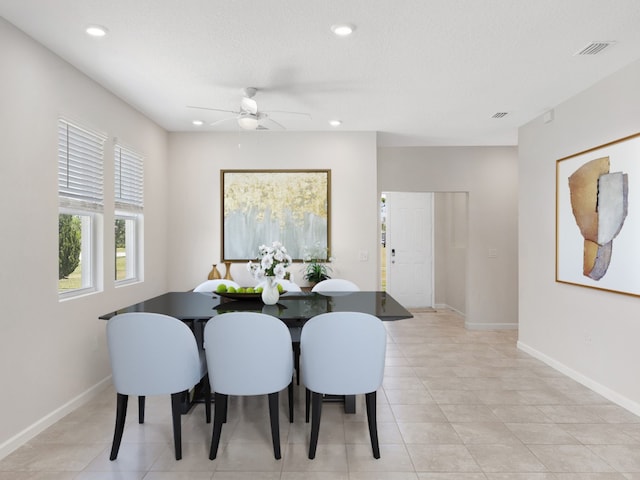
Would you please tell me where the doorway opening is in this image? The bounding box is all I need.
[381,191,468,313]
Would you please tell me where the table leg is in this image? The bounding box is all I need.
[344,395,356,414]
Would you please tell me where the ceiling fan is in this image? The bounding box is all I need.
[187,87,311,130]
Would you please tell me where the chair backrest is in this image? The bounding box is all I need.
[204,312,294,395]
[193,279,241,292]
[107,313,202,396]
[256,279,302,292]
[300,312,386,395]
[311,278,360,292]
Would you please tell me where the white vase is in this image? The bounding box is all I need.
[261,277,280,305]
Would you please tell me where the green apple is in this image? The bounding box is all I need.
[246,287,255,293]
[216,284,227,293]
[237,287,246,293]
[227,286,236,293]
[277,283,284,293]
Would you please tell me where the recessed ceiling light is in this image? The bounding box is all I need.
[329,119,342,127]
[192,120,204,126]
[330,24,355,37]
[86,25,108,37]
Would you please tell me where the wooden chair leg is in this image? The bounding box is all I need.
[268,392,281,459]
[305,388,311,423]
[365,391,380,459]
[288,380,294,423]
[308,391,323,459]
[109,393,128,460]
[209,393,227,460]
[138,395,145,424]
[170,392,183,460]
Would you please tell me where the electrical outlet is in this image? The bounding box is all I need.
[359,250,369,262]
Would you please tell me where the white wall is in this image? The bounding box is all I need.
[378,147,518,328]
[518,58,640,414]
[0,19,169,456]
[166,131,378,291]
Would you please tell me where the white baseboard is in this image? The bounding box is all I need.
[434,303,466,317]
[0,376,112,460]
[432,304,516,330]
[517,341,640,417]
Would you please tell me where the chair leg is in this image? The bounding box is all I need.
[209,392,227,460]
[268,392,282,459]
[223,392,228,423]
[203,376,212,424]
[365,391,380,459]
[305,388,311,423]
[170,392,183,460]
[288,380,294,423]
[308,391,323,459]
[293,342,300,385]
[138,396,145,423]
[109,393,128,461]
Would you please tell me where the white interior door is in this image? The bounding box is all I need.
[385,192,434,308]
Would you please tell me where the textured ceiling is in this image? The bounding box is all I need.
[2,0,640,146]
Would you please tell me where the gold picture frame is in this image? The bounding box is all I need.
[556,132,640,296]
[221,169,331,261]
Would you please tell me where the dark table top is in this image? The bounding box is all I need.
[99,291,413,327]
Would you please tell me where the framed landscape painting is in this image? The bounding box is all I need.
[556,132,640,296]
[221,169,331,261]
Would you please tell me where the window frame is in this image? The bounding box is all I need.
[114,212,142,285]
[58,119,105,299]
[114,144,144,286]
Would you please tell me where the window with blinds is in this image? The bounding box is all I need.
[114,145,143,284]
[58,119,105,296]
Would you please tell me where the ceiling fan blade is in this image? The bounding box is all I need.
[264,110,312,119]
[262,116,286,130]
[187,105,239,114]
[209,116,238,127]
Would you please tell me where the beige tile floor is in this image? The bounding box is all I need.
[2,309,640,479]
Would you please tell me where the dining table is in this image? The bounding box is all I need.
[99,290,413,413]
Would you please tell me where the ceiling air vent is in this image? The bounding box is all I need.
[492,112,508,119]
[575,41,616,56]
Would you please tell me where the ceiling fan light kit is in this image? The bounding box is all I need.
[238,114,259,130]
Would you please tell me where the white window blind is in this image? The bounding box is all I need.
[58,119,105,211]
[115,145,144,212]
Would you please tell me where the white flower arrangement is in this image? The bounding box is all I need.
[247,241,292,281]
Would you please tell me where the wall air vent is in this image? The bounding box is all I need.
[492,112,508,119]
[575,41,616,56]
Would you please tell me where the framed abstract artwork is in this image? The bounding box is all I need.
[556,132,640,296]
[221,169,331,261]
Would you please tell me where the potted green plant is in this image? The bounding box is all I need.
[302,243,333,285]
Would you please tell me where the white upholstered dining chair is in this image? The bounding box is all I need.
[300,311,386,459]
[311,278,360,292]
[193,279,240,292]
[106,312,210,460]
[204,312,294,460]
